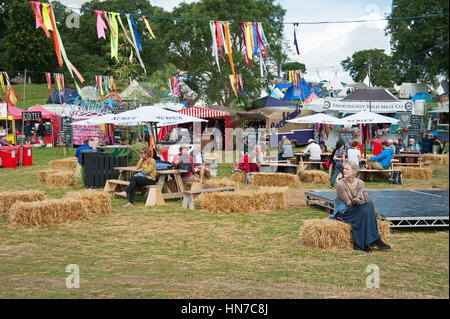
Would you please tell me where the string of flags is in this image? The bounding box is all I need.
[95,75,125,109]
[288,70,303,88]
[229,74,243,96]
[293,23,300,55]
[45,72,65,103]
[0,72,18,106]
[167,76,180,97]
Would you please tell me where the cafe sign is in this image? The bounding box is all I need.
[323,99,414,113]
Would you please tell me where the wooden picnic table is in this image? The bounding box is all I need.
[393,153,420,164]
[114,166,188,199]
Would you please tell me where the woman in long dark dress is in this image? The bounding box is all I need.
[330,161,391,252]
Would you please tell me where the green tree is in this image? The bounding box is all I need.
[385,0,449,83]
[341,49,396,87]
[3,0,57,82]
[161,0,286,109]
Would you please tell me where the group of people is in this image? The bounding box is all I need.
[115,144,211,208]
[0,122,48,147]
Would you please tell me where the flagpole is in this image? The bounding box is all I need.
[20,69,27,165]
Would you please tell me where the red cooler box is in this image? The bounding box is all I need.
[371,139,386,156]
[0,146,19,168]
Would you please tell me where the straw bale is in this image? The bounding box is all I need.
[0,190,46,214]
[201,187,287,213]
[299,219,391,250]
[204,178,238,189]
[297,170,329,184]
[9,199,89,226]
[231,171,247,184]
[37,169,62,183]
[49,157,79,170]
[45,171,76,187]
[399,167,432,180]
[421,154,449,165]
[65,189,111,216]
[252,173,300,187]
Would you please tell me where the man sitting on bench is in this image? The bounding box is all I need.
[367,141,394,181]
[305,138,322,170]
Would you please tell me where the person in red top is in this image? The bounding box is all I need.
[237,144,267,172]
[172,145,195,183]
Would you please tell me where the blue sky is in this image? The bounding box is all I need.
[59,0,395,83]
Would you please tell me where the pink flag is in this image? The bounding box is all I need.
[95,10,107,40]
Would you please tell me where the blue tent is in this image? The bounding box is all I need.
[274,81,293,91]
[412,92,433,103]
[46,88,81,104]
[250,96,299,111]
[282,79,312,101]
[311,84,326,97]
[269,89,280,99]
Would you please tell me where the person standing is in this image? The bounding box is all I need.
[36,120,47,148]
[115,147,158,207]
[24,121,34,145]
[329,140,346,188]
[213,119,222,151]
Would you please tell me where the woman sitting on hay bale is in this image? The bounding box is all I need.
[329,161,391,253]
[115,147,158,207]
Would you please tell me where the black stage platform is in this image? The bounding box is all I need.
[305,189,449,228]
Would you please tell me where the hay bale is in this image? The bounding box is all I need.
[297,170,329,184]
[252,173,300,187]
[422,154,449,165]
[0,190,46,214]
[9,199,89,226]
[299,219,390,250]
[65,189,111,216]
[231,171,247,183]
[49,157,79,170]
[37,169,62,183]
[44,170,76,187]
[204,178,238,189]
[201,187,287,213]
[399,167,432,180]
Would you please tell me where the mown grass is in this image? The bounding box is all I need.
[0,147,448,298]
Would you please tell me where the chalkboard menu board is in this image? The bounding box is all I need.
[339,130,355,151]
[61,116,73,148]
[408,115,422,143]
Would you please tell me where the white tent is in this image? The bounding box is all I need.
[151,102,186,112]
[120,80,152,100]
[71,105,206,127]
[363,75,373,88]
[287,113,344,125]
[323,75,344,91]
[340,110,399,125]
[80,86,100,101]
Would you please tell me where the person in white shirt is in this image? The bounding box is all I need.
[347,141,361,169]
[190,144,210,183]
[305,139,322,160]
[305,138,322,169]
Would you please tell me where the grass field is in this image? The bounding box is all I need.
[0,148,448,298]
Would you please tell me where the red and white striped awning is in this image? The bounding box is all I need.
[177,106,229,118]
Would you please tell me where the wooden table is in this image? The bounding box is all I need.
[393,153,420,164]
[293,152,332,170]
[114,166,188,200]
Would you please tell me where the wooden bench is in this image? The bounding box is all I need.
[182,187,235,210]
[299,161,324,171]
[104,179,130,193]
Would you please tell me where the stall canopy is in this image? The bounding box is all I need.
[72,105,207,127]
[7,105,26,119]
[28,104,61,144]
[340,110,399,125]
[287,113,344,125]
[177,106,229,118]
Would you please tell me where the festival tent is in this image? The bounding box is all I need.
[119,80,152,100]
[342,88,398,101]
[323,75,344,91]
[412,92,433,103]
[340,110,399,125]
[46,88,81,104]
[27,104,61,145]
[250,96,299,111]
[282,79,312,101]
[362,75,373,88]
[7,105,26,119]
[274,81,293,91]
[80,86,100,101]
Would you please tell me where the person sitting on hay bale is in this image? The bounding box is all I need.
[115,147,159,207]
[329,161,391,253]
[190,144,210,183]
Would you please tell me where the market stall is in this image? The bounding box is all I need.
[27,104,61,147]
